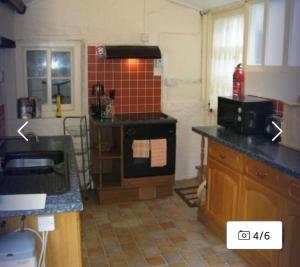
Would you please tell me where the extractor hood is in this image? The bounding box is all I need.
[0,36,16,48]
[100,46,161,59]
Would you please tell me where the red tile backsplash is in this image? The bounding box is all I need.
[0,105,5,137]
[88,46,161,114]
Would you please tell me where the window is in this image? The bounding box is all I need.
[208,11,244,109]
[265,0,286,65]
[247,0,300,68]
[288,0,300,66]
[17,41,82,117]
[26,49,72,105]
[247,2,264,65]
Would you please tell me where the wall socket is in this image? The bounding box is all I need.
[38,215,55,232]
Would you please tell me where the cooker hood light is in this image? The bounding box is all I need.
[98,46,161,59]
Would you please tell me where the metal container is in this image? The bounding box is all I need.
[17,97,39,119]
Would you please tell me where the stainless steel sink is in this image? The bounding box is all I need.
[5,158,55,169]
[2,150,64,175]
[0,150,70,195]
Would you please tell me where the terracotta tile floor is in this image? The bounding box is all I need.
[81,179,249,267]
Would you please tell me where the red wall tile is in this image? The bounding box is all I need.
[87,46,161,114]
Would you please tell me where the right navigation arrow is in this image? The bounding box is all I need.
[272,121,283,142]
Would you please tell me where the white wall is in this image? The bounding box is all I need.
[0,4,16,133]
[245,71,300,104]
[5,0,207,180]
[0,4,14,39]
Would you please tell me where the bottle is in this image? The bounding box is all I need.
[55,94,62,118]
[233,63,245,98]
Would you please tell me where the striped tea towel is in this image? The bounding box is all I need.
[150,139,167,167]
[132,140,150,158]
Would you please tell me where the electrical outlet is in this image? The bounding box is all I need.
[38,215,55,232]
[165,78,177,87]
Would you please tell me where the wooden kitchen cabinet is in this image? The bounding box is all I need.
[238,176,283,267]
[199,140,300,267]
[90,122,123,193]
[278,199,300,267]
[206,158,240,230]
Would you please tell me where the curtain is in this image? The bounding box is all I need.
[208,13,244,109]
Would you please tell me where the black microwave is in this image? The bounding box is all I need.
[217,96,273,135]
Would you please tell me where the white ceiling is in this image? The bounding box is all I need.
[169,0,241,10]
[23,0,240,11]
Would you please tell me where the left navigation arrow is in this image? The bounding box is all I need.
[18,121,29,141]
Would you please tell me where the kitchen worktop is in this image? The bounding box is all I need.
[192,126,300,180]
[0,136,83,218]
[91,112,177,126]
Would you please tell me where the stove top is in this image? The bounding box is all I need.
[113,112,169,121]
[91,112,177,125]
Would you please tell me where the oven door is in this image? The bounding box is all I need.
[123,123,176,178]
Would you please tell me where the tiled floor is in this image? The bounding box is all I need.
[81,179,249,267]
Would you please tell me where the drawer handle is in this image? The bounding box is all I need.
[255,171,267,179]
[219,153,226,160]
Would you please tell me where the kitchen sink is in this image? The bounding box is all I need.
[5,158,55,168]
[0,150,70,195]
[2,150,64,176]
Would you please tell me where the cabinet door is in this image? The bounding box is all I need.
[278,200,300,267]
[239,176,283,267]
[206,158,240,229]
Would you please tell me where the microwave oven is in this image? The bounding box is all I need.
[217,96,273,135]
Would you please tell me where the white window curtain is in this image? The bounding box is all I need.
[208,12,244,109]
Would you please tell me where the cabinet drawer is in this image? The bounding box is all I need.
[208,141,243,171]
[244,156,280,192]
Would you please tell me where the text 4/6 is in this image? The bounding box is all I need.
[253,231,270,240]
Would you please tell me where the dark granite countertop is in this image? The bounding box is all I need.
[91,112,177,126]
[0,136,83,218]
[192,126,300,180]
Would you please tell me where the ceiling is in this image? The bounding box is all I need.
[169,0,241,10]
[22,0,240,10]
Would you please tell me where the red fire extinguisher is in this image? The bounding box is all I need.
[233,63,244,98]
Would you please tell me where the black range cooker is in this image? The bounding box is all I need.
[121,113,177,179]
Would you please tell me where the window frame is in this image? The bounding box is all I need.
[245,0,300,72]
[16,41,82,118]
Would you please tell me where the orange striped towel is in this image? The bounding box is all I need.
[132,140,150,158]
[150,139,167,167]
